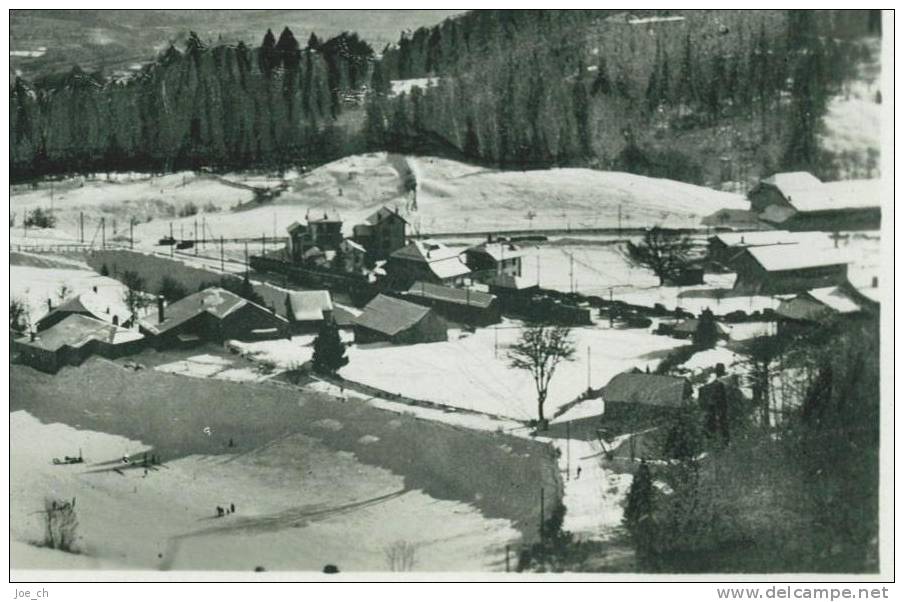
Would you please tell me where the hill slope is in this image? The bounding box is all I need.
[11,154,747,248]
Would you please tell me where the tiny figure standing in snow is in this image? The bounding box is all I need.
[576,466,582,479]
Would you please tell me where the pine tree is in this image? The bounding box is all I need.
[307,32,322,51]
[260,29,278,75]
[463,117,480,159]
[276,27,300,70]
[623,460,655,534]
[677,33,696,108]
[573,59,592,157]
[364,94,387,150]
[663,408,704,462]
[693,308,719,349]
[312,320,349,374]
[592,55,612,96]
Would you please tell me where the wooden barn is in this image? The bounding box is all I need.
[707,231,829,271]
[403,282,501,326]
[775,282,879,337]
[748,172,881,231]
[14,314,145,373]
[386,239,471,287]
[730,245,851,296]
[353,294,447,345]
[140,287,289,348]
[464,240,524,282]
[284,290,333,334]
[601,372,692,409]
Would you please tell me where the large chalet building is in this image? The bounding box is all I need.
[352,206,408,260]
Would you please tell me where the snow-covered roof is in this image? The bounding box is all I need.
[24,314,142,351]
[307,211,342,224]
[405,282,496,309]
[759,173,881,213]
[391,239,471,280]
[286,291,333,322]
[806,287,863,314]
[744,245,852,272]
[355,294,432,336]
[141,287,285,334]
[341,238,366,253]
[39,289,132,328]
[287,221,305,233]
[487,273,539,290]
[713,230,829,248]
[466,241,525,262]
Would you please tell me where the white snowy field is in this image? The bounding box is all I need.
[11,152,748,251]
[339,322,684,421]
[10,410,519,572]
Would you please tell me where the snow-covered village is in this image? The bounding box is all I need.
[8,8,889,579]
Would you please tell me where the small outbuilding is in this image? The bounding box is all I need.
[403,281,501,326]
[353,294,447,345]
[14,314,145,373]
[387,239,471,287]
[36,288,133,332]
[284,291,334,334]
[601,371,692,408]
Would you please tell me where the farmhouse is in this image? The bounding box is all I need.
[403,281,501,326]
[140,287,289,348]
[730,245,851,296]
[284,291,334,334]
[775,283,879,336]
[14,314,144,373]
[387,239,471,287]
[354,294,447,345]
[464,241,524,282]
[602,371,692,408]
[352,206,408,260]
[748,172,881,231]
[707,230,829,270]
[37,287,132,331]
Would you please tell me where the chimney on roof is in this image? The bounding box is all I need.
[47,298,52,312]
[157,295,165,323]
[872,276,878,288]
[92,286,97,293]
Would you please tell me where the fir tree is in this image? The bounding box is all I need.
[623,460,655,535]
[463,117,480,159]
[312,319,349,374]
[693,308,719,349]
[260,29,278,75]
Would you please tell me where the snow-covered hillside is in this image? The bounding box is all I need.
[11,153,748,248]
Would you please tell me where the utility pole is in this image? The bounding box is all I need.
[609,288,614,327]
[618,204,623,235]
[79,212,84,243]
[494,326,498,359]
[129,218,134,250]
[569,253,574,293]
[566,421,571,481]
[244,240,249,276]
[587,345,591,391]
[261,233,266,255]
[220,236,225,272]
[101,217,106,249]
[193,218,198,255]
[201,216,206,250]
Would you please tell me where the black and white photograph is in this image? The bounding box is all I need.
[6,5,893,585]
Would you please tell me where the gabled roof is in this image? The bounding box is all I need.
[758,173,881,213]
[141,287,284,335]
[287,221,305,234]
[40,289,132,327]
[286,291,333,322]
[466,241,524,262]
[602,372,690,407]
[405,282,496,309]
[364,206,407,225]
[760,172,823,197]
[307,211,342,223]
[741,245,852,272]
[391,239,471,280]
[672,318,729,335]
[24,314,142,351]
[712,230,828,248]
[355,294,433,336]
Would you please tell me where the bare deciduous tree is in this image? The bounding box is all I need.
[42,497,79,552]
[384,540,417,571]
[508,325,576,427]
[120,270,148,318]
[627,227,694,286]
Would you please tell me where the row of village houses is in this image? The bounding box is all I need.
[13,171,881,373]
